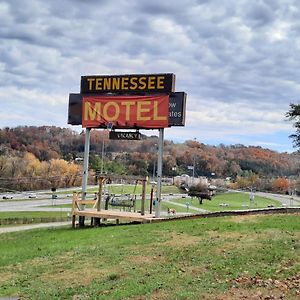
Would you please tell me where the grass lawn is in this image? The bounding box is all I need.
[0,213,299,299]
[42,192,282,215]
[49,199,198,214]
[173,192,281,211]
[57,184,181,196]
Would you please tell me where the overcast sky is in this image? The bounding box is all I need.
[1,0,299,153]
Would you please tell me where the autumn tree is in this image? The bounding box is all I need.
[235,171,260,189]
[272,177,289,193]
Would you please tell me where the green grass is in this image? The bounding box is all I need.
[57,184,181,196]
[0,211,71,226]
[43,192,282,215]
[47,198,198,214]
[0,213,299,299]
[173,192,281,211]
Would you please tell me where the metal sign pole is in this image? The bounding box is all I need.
[79,128,91,227]
[155,128,164,218]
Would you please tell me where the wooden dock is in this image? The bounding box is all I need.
[71,188,159,227]
[73,209,156,224]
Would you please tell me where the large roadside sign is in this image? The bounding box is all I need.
[81,73,175,94]
[68,92,186,127]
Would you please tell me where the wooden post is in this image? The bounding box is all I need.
[134,195,136,212]
[150,186,154,214]
[94,177,104,226]
[97,177,104,211]
[141,178,147,216]
[71,192,78,229]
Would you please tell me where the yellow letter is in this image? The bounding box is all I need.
[129,77,138,90]
[112,77,120,90]
[138,76,147,89]
[153,101,167,120]
[84,101,101,121]
[103,102,120,121]
[121,101,135,121]
[121,77,129,90]
[148,76,155,89]
[87,78,95,91]
[103,78,111,90]
[137,101,151,121]
[95,78,103,90]
[157,76,165,89]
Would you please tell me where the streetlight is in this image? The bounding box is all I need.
[100,138,105,174]
[192,137,197,184]
[152,143,157,182]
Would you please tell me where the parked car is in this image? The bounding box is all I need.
[2,195,13,199]
[28,194,37,198]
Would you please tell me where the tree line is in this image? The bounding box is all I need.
[0,125,299,191]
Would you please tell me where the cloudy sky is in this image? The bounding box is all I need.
[1,0,299,153]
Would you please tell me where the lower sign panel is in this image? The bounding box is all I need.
[109,131,142,140]
[68,92,186,127]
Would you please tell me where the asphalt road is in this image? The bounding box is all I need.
[255,191,300,206]
[0,198,72,212]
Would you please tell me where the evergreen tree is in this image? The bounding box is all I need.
[286,104,300,149]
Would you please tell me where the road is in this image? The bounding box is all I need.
[255,191,300,206]
[0,198,72,212]
[1,190,299,213]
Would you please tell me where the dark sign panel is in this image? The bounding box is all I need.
[68,93,82,125]
[81,73,175,94]
[168,92,186,127]
[109,131,142,140]
[68,91,186,127]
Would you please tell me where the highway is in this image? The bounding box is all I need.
[0,189,299,213]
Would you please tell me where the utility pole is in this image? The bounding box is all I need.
[192,137,197,184]
[152,143,157,182]
[192,155,195,183]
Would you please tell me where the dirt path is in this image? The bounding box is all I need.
[0,221,70,234]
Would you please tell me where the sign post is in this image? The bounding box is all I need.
[155,128,164,218]
[79,128,91,227]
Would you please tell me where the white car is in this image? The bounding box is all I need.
[28,194,37,198]
[2,195,13,199]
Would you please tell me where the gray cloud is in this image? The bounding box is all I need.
[0,0,299,151]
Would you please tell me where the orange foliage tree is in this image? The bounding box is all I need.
[272,177,289,193]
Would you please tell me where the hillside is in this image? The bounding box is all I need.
[0,126,298,179]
